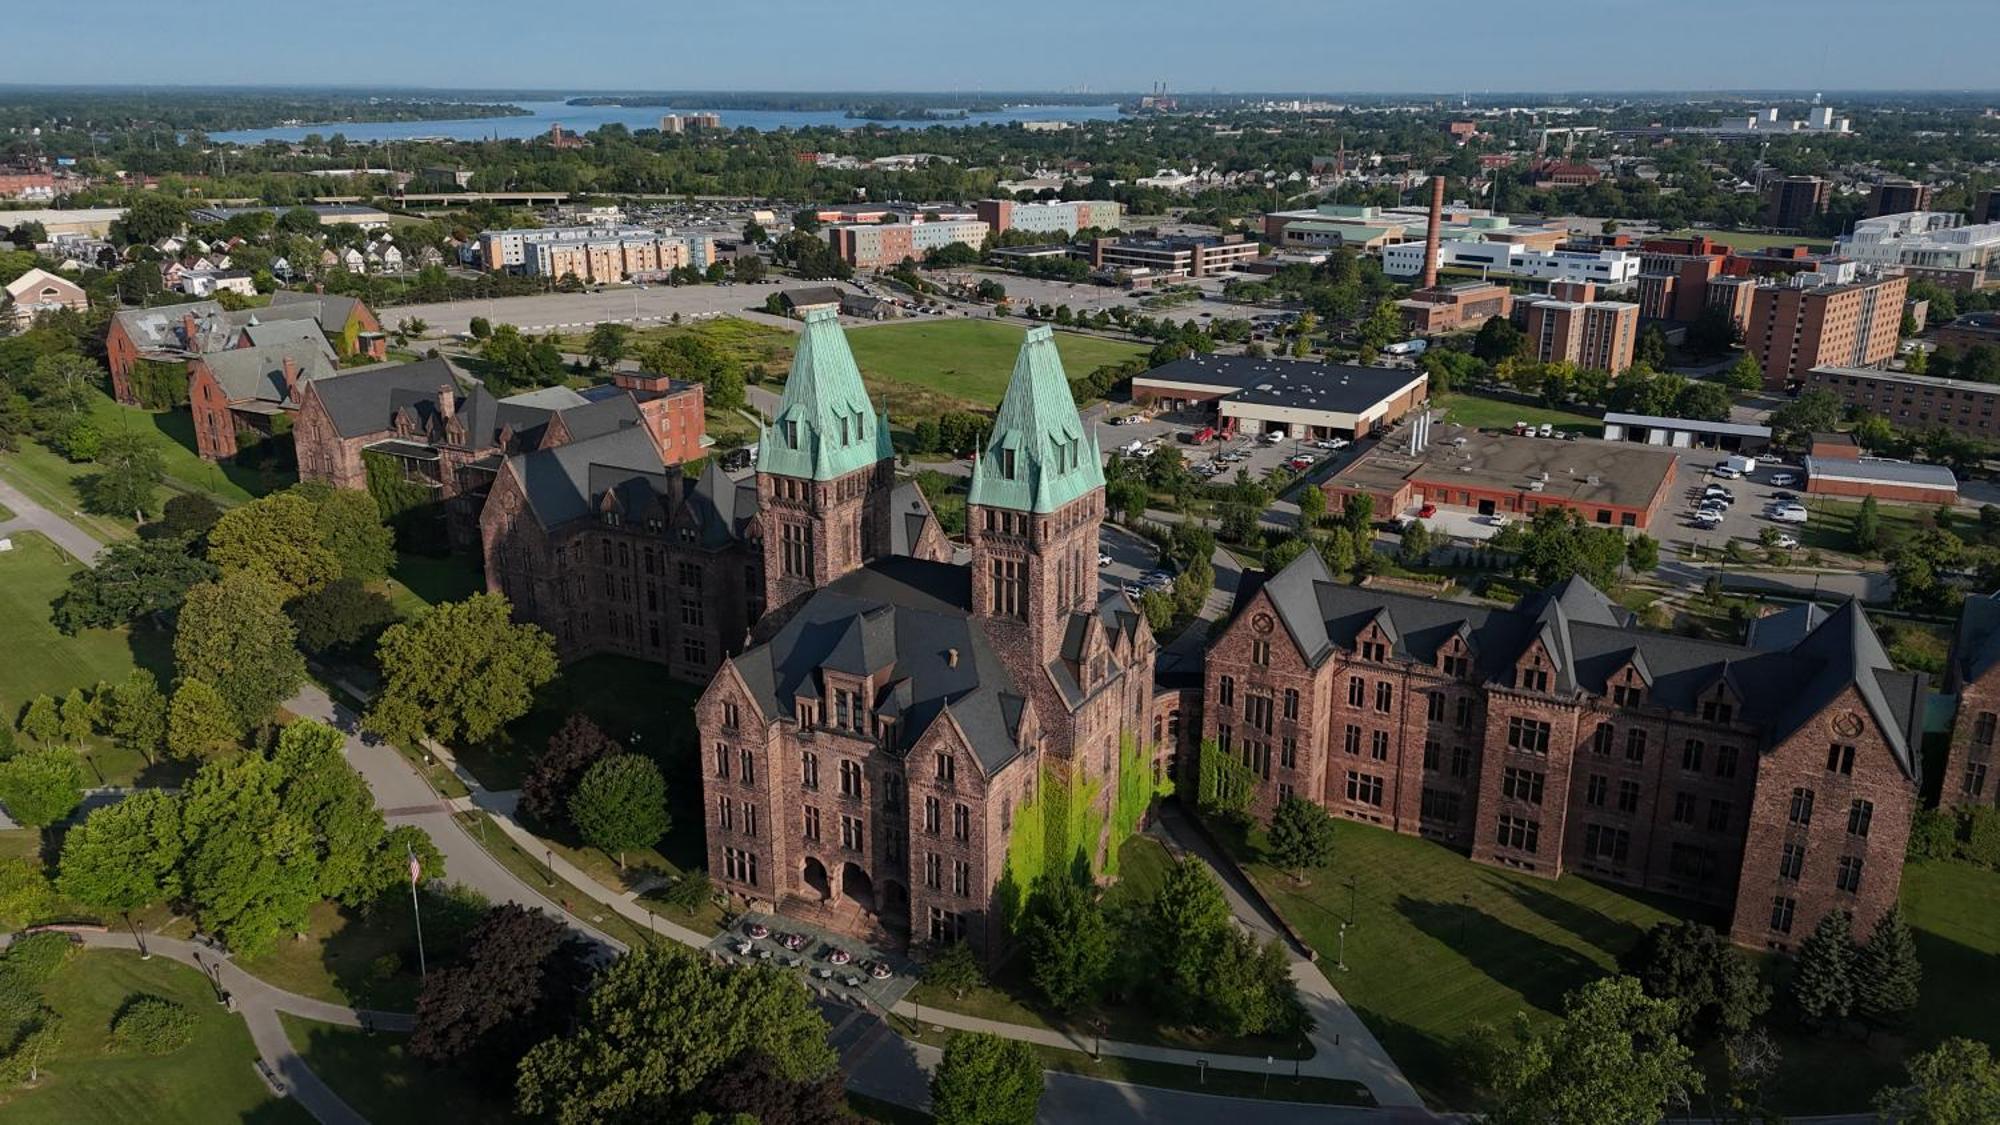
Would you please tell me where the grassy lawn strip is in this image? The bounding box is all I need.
[279,1014,514,1125]
[0,441,133,543]
[1663,229,1834,253]
[891,1014,1372,1107]
[1795,496,1935,554]
[233,899,432,1012]
[453,809,672,952]
[0,950,310,1124]
[843,319,1148,409]
[1435,391,1605,439]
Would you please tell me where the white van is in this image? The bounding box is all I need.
[1770,502,1808,524]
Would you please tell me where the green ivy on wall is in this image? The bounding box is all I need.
[1197,737,1254,820]
[997,729,1172,927]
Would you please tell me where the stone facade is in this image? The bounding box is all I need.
[1202,560,1922,954]
[1942,593,2000,811]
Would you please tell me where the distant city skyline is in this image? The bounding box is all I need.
[7,0,1995,94]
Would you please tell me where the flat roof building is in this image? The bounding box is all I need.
[1804,364,2000,442]
[1748,265,1908,389]
[1324,422,1681,530]
[1803,456,1958,505]
[1933,311,2000,355]
[1130,354,1428,440]
[1838,212,2000,291]
[1383,240,1641,288]
[1085,233,1260,279]
[1520,291,1641,374]
[1602,412,1772,453]
[974,198,1121,235]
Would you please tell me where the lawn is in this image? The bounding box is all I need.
[234,899,435,1012]
[844,319,1148,413]
[383,550,485,617]
[1665,229,1835,253]
[0,949,310,1124]
[0,531,173,746]
[1796,496,1938,555]
[1221,815,1694,1108]
[1434,391,1605,439]
[280,1015,516,1125]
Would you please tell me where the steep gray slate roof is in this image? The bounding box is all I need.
[888,481,940,558]
[506,425,669,530]
[732,557,1029,772]
[1951,592,2000,683]
[680,461,760,550]
[1244,553,1922,779]
[556,395,644,444]
[202,337,338,406]
[267,289,366,330]
[310,358,465,438]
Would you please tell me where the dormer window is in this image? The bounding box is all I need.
[1519,657,1550,693]
[1612,683,1643,707]
[839,415,851,445]
[1440,653,1470,677]
[786,420,800,448]
[1001,448,1017,479]
[1362,640,1387,662]
[601,511,622,527]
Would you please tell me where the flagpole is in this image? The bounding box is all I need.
[407,844,427,978]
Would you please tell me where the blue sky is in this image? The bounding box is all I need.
[7,0,1994,93]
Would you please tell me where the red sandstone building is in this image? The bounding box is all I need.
[695,315,1162,960]
[1203,561,1923,951]
[1943,593,2000,812]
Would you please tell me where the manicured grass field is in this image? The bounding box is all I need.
[1664,229,1835,253]
[0,950,309,1124]
[1225,816,1693,1108]
[235,899,434,1012]
[383,550,486,618]
[1796,495,1938,554]
[280,1014,515,1125]
[1434,391,1605,439]
[844,319,1148,411]
[0,531,172,735]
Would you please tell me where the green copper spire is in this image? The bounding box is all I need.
[757,308,893,481]
[967,326,1104,513]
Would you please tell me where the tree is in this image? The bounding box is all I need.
[930,1032,1042,1125]
[920,941,984,1002]
[1296,483,1326,530]
[1789,907,1856,1026]
[19,695,60,747]
[469,316,492,340]
[107,672,167,762]
[299,483,395,582]
[87,431,168,520]
[270,720,396,905]
[1474,316,1524,362]
[658,871,712,916]
[1875,1037,2000,1125]
[1673,380,1734,422]
[288,577,398,655]
[1619,920,1769,1042]
[1769,389,1843,447]
[1854,909,1922,1028]
[57,789,184,912]
[1501,508,1627,589]
[569,754,670,868]
[172,573,305,727]
[514,946,836,1123]
[693,1049,847,1125]
[118,193,189,246]
[0,858,54,929]
[1266,795,1338,875]
[1021,874,1113,1014]
[1688,304,1743,356]
[1626,534,1661,573]
[1147,857,1233,1021]
[1854,494,1883,553]
[1636,325,1669,371]
[1723,353,1764,393]
[166,678,238,761]
[368,594,558,745]
[156,493,223,542]
[205,492,340,597]
[1341,491,1375,532]
[1480,975,1702,1125]
[520,715,623,829]
[0,747,86,827]
[52,537,215,633]
[179,752,320,955]
[57,688,91,747]
[411,904,594,1068]
[585,322,630,369]
[1398,519,1433,566]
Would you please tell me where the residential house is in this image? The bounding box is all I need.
[3,267,88,327]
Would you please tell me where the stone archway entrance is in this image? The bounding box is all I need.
[841,862,876,914]
[802,856,831,902]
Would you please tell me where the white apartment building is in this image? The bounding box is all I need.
[1382,239,1642,287]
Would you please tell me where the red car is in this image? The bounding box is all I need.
[1418,503,1437,518]
[1190,426,1217,444]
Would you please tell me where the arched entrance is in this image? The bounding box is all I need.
[841,862,876,914]
[802,856,831,902]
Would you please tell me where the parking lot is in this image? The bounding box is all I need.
[1093,407,1359,492]
[390,279,819,338]
[1667,455,1810,549]
[939,269,1252,327]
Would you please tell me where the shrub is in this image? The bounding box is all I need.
[110,994,197,1054]
[0,932,76,986]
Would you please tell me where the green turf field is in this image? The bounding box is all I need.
[844,319,1148,410]
[0,531,171,721]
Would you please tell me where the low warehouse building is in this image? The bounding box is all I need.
[1130,355,1428,441]
[1324,421,1680,530]
[1803,457,1958,504]
[1602,412,1773,453]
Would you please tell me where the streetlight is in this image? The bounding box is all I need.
[545,847,556,887]
[1336,921,1349,971]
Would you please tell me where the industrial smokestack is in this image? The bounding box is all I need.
[1422,175,1445,291]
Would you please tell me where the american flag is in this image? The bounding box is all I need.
[407,850,422,887]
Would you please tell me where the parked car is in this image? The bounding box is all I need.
[1315,438,1342,450]
[1288,455,1315,470]
[1771,502,1808,524]
[1773,490,1798,502]
[1693,509,1725,527]
[1769,471,1799,487]
[1264,430,1287,444]
[1711,464,1742,479]
[1771,533,1800,549]
[1098,551,1113,567]
[1485,513,1512,528]
[1537,423,1553,438]
[1418,502,1437,518]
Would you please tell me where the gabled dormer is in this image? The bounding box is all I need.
[1607,650,1653,708]
[1514,631,1560,694]
[1357,609,1399,663]
[1437,623,1476,679]
[1695,666,1742,725]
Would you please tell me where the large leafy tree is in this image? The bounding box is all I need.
[172,573,306,727]
[87,431,168,520]
[410,904,594,1068]
[1021,873,1113,1014]
[1146,857,1233,1023]
[368,593,558,745]
[288,577,398,655]
[514,946,836,1124]
[1789,908,1856,1026]
[569,754,670,869]
[270,720,390,906]
[920,940,985,1002]
[107,672,168,762]
[51,538,215,633]
[295,481,395,582]
[929,1032,1042,1125]
[57,788,185,912]
[205,491,340,597]
[1266,795,1338,876]
[166,677,239,760]
[1481,975,1702,1125]
[1620,920,1770,1042]
[519,715,623,829]
[1875,1037,2000,1125]
[178,752,321,955]
[692,1049,848,1125]
[0,747,86,827]
[1854,909,1922,1028]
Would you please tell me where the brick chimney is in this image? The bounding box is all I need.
[435,384,456,433]
[279,354,300,398]
[1422,175,1445,292]
[181,311,199,349]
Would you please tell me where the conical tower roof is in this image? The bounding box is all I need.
[967,326,1104,513]
[757,308,892,481]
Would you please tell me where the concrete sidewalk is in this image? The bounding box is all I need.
[0,475,106,565]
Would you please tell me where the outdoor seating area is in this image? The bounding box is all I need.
[708,911,916,1012]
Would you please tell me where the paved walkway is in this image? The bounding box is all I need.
[0,475,106,565]
[6,928,407,1125]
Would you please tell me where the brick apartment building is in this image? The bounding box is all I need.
[294,358,705,548]
[1943,593,2000,811]
[694,317,1162,960]
[1519,286,1640,374]
[973,198,1121,235]
[1802,364,2000,442]
[1747,268,1908,389]
[1634,235,1826,330]
[1202,559,1922,951]
[1867,179,1933,218]
[1766,175,1830,231]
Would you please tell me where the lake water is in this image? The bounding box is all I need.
[211,99,1125,144]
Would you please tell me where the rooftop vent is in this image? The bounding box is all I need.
[946,647,960,668]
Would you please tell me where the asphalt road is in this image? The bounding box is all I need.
[386,278,829,338]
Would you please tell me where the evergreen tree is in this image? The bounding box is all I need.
[1021,873,1112,1014]
[1855,909,1922,1028]
[1790,908,1857,1026]
[1266,795,1338,875]
[1854,495,1883,553]
[930,1032,1041,1125]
